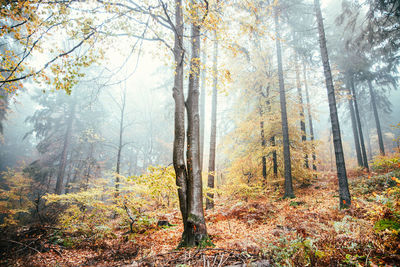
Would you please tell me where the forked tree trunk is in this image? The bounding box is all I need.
[367,79,385,156]
[295,54,308,168]
[172,0,188,238]
[346,77,363,167]
[350,76,369,170]
[314,0,351,208]
[274,8,294,198]
[206,33,218,210]
[184,2,208,245]
[302,62,317,171]
[55,100,76,195]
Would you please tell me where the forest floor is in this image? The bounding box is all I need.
[1,168,400,266]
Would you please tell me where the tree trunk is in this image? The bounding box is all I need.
[55,100,75,195]
[351,76,369,170]
[184,3,208,245]
[346,78,363,167]
[314,0,351,208]
[200,38,207,170]
[206,33,218,210]
[264,86,277,177]
[302,62,317,171]
[274,8,294,198]
[363,117,373,159]
[115,86,127,196]
[295,54,308,168]
[260,120,267,182]
[367,79,385,156]
[172,0,188,237]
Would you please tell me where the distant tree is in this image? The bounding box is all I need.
[206,31,218,210]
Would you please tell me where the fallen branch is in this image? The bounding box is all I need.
[2,239,41,254]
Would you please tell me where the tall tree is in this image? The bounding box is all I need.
[274,7,294,198]
[294,54,308,168]
[172,0,189,244]
[172,0,209,247]
[314,0,351,208]
[302,62,317,172]
[200,39,207,169]
[55,99,76,194]
[346,77,363,167]
[206,32,218,210]
[114,84,127,196]
[367,79,385,156]
[184,0,208,245]
[350,76,369,169]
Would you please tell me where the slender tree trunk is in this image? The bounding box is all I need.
[274,8,294,198]
[346,77,363,167]
[172,0,188,237]
[206,34,218,210]
[260,120,267,181]
[295,54,308,168]
[200,38,207,170]
[64,151,74,194]
[115,86,127,196]
[314,0,351,208]
[265,86,277,177]
[303,62,317,171]
[350,77,369,170]
[367,79,385,156]
[55,100,76,195]
[363,117,373,159]
[184,3,208,245]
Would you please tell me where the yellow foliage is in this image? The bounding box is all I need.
[0,170,34,227]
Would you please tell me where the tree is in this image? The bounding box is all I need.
[206,31,218,210]
[367,79,385,155]
[274,7,294,199]
[302,62,317,172]
[172,0,209,247]
[314,0,351,208]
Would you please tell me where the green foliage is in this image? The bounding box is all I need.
[374,219,400,232]
[371,153,400,173]
[261,236,319,267]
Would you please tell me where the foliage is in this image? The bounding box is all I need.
[41,165,177,241]
[0,169,34,227]
[371,152,400,173]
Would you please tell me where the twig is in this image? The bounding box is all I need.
[217,254,224,267]
[3,239,41,254]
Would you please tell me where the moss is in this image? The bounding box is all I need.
[374,219,400,232]
[289,201,305,207]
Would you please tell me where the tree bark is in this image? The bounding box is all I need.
[274,8,294,198]
[295,54,308,168]
[55,100,75,195]
[367,79,385,156]
[172,0,188,235]
[302,62,317,172]
[314,0,351,208]
[184,2,208,245]
[206,33,218,210]
[350,76,369,170]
